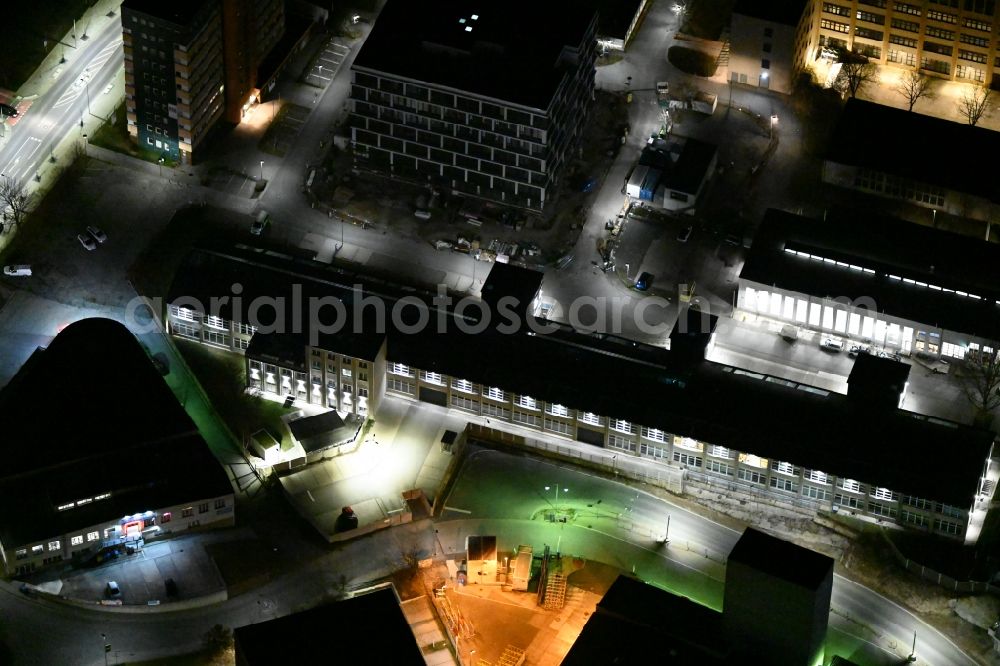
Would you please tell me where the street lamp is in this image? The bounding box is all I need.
[158,156,164,177]
[769,114,778,140]
[101,633,110,666]
[259,160,264,182]
[544,485,568,504]
[624,262,630,281]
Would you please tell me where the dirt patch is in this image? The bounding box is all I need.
[668,45,718,78]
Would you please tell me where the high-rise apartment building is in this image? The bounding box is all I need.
[348,0,598,212]
[122,0,284,164]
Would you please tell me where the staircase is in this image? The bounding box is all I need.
[543,572,567,611]
[716,30,731,70]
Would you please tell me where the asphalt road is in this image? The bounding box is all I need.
[0,23,122,184]
[439,449,977,666]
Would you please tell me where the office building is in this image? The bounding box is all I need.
[165,245,997,544]
[0,319,233,577]
[122,0,284,164]
[348,0,598,212]
[823,99,1000,223]
[565,528,834,666]
[729,0,814,92]
[234,585,424,665]
[738,207,1000,360]
[728,0,1000,93]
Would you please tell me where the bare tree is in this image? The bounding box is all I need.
[894,70,933,112]
[959,349,1000,428]
[835,51,879,98]
[0,175,33,230]
[958,84,993,126]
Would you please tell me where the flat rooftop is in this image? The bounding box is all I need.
[639,137,718,195]
[0,318,230,547]
[826,98,1000,203]
[727,528,833,590]
[122,0,210,26]
[171,248,995,506]
[352,0,596,110]
[233,587,423,664]
[741,207,1000,343]
[564,575,730,664]
[733,0,808,25]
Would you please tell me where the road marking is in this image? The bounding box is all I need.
[443,506,472,514]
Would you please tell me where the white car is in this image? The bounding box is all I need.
[86,225,107,243]
[3,264,31,276]
[78,233,98,251]
[819,336,844,352]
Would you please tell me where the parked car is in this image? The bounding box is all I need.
[3,265,31,276]
[78,233,98,251]
[677,225,693,243]
[780,324,798,342]
[0,103,18,118]
[86,225,107,243]
[820,336,844,352]
[105,581,121,598]
[635,272,654,291]
[251,210,270,235]
[433,240,453,251]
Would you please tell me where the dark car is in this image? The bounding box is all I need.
[635,272,654,291]
[0,103,18,118]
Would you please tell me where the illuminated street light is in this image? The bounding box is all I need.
[770,114,778,140]
[158,156,164,177]
[544,485,568,504]
[260,160,264,182]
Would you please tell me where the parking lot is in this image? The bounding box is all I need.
[57,536,226,605]
[260,103,312,158]
[303,40,350,88]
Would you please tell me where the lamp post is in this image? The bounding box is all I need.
[101,633,110,666]
[158,156,164,177]
[625,262,630,281]
[259,160,264,182]
[544,485,568,505]
[769,114,778,140]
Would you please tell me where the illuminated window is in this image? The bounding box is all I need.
[71,535,83,546]
[48,541,60,551]
[182,507,194,518]
[87,531,99,541]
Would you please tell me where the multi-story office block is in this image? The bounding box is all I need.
[348,0,598,212]
[166,246,998,545]
[809,0,999,83]
[123,0,225,163]
[730,0,1000,90]
[122,0,285,163]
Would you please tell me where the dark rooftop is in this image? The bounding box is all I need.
[233,586,423,665]
[481,262,543,318]
[732,0,808,26]
[287,411,361,455]
[0,318,230,547]
[740,208,1000,343]
[586,0,645,41]
[727,528,834,590]
[847,354,911,402]
[352,0,597,110]
[122,0,211,26]
[563,575,731,665]
[639,137,718,195]
[826,98,1000,203]
[173,248,995,506]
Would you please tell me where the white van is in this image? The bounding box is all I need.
[251,210,270,235]
[3,265,31,277]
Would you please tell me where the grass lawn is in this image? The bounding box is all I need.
[175,338,293,449]
[91,101,179,166]
[0,1,93,90]
[667,46,718,77]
